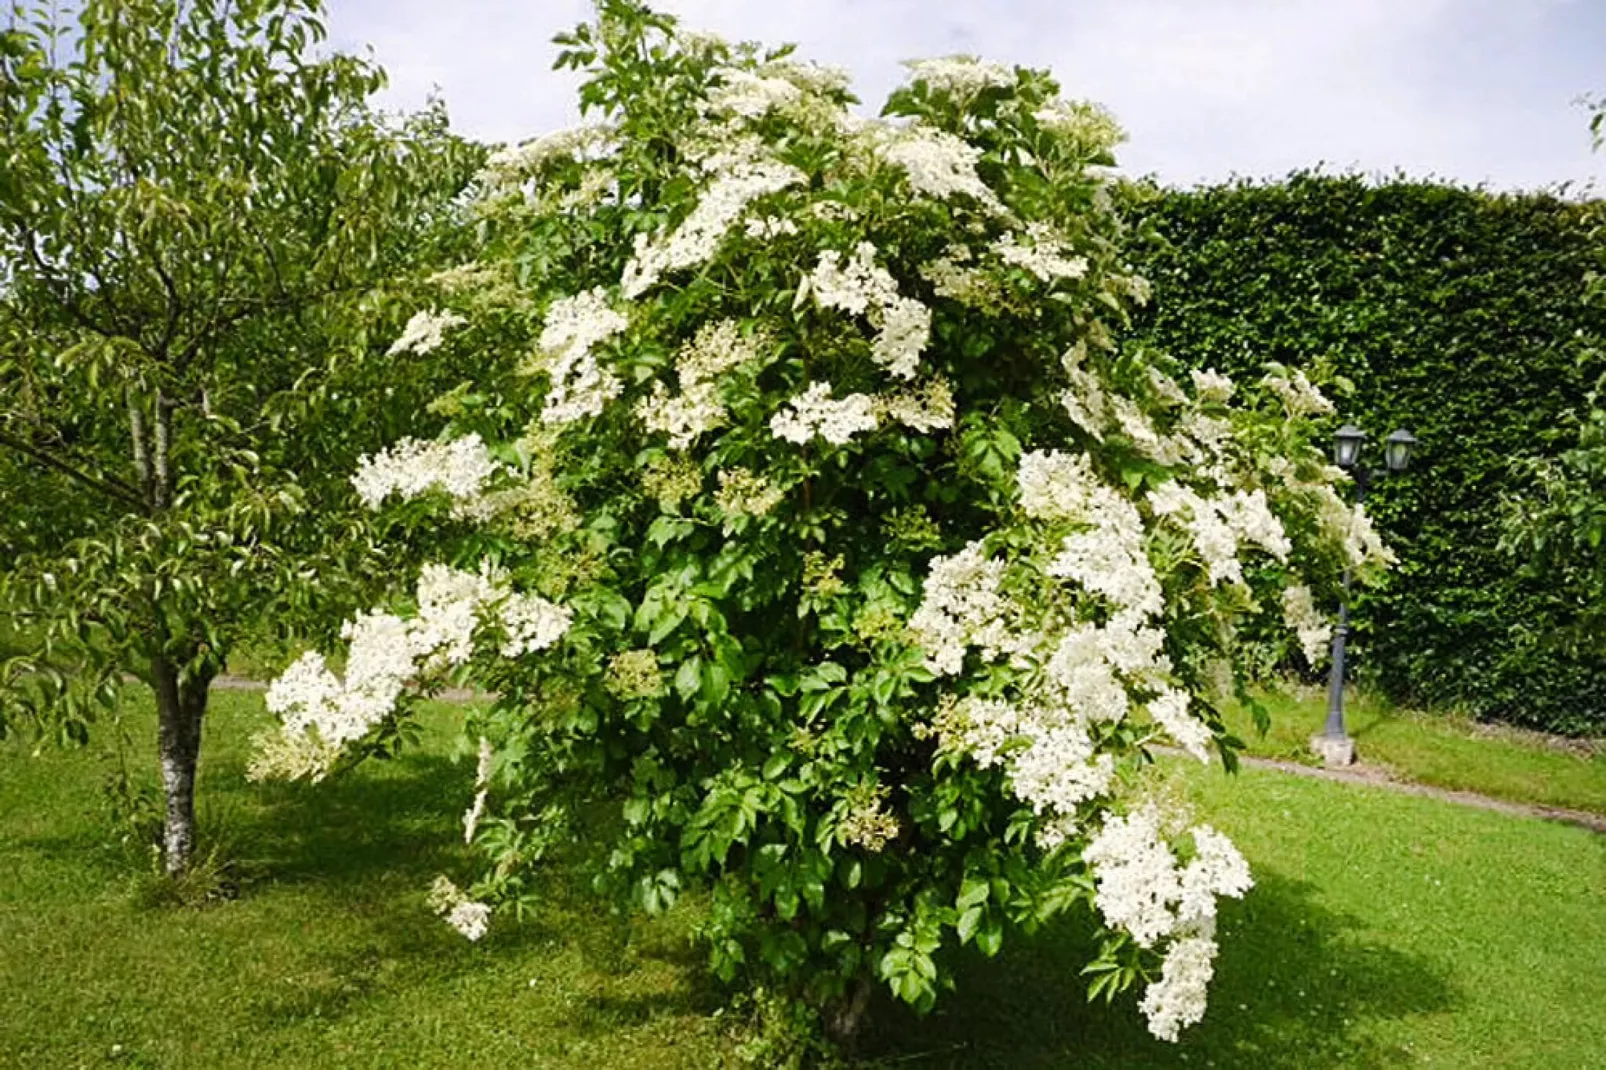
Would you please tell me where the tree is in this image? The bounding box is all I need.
[254,2,1390,1050]
[1502,100,1606,659]
[0,0,480,875]
[1504,379,1606,652]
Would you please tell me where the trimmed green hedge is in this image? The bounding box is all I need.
[1124,173,1606,735]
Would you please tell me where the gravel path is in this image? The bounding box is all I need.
[1234,753,1606,834]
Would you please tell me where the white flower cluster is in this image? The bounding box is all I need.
[620,156,805,298]
[871,123,1007,216]
[769,382,879,446]
[715,467,786,520]
[932,605,1195,835]
[254,564,570,781]
[1148,687,1214,762]
[1191,368,1236,403]
[387,309,466,357]
[917,451,1223,796]
[534,288,628,425]
[1111,394,1182,465]
[919,245,1003,310]
[1018,450,1165,620]
[707,67,802,119]
[1084,809,1253,1040]
[1147,367,1188,407]
[1031,98,1126,156]
[991,222,1088,283]
[902,55,1015,96]
[805,243,932,379]
[907,541,1015,675]
[1149,482,1291,586]
[1281,584,1332,666]
[477,123,613,192]
[743,214,799,240]
[877,377,955,433]
[428,875,492,942]
[637,320,768,449]
[1059,346,1114,441]
[1311,486,1398,570]
[1263,367,1336,417]
[352,434,501,515]
[944,697,1116,817]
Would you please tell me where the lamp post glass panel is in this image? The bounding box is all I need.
[1315,425,1414,767]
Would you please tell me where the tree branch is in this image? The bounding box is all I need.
[0,428,149,511]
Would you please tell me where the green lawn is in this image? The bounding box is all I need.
[1226,686,1606,815]
[2,691,1603,1068]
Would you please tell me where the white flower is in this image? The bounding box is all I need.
[533,288,629,425]
[498,591,573,657]
[1085,807,1252,961]
[1281,584,1332,667]
[743,214,799,239]
[1148,482,1243,586]
[1060,357,1111,440]
[1177,826,1253,928]
[477,124,613,190]
[1311,486,1397,569]
[255,565,571,781]
[447,900,492,941]
[621,156,804,298]
[1149,687,1213,762]
[1139,932,1218,1042]
[1046,526,1164,620]
[872,124,1008,216]
[903,55,1015,96]
[1008,722,1116,815]
[1083,806,1184,948]
[991,222,1088,283]
[428,876,492,941]
[1219,489,1292,562]
[1044,626,1131,723]
[908,541,1011,675]
[1190,368,1236,403]
[806,243,931,379]
[352,435,500,514]
[1032,98,1126,156]
[707,67,801,119]
[769,382,879,446]
[387,309,466,357]
[877,377,955,433]
[638,380,726,449]
[1262,367,1335,417]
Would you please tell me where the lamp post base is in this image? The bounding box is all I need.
[1310,734,1356,768]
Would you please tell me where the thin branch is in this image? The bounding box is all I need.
[0,428,149,510]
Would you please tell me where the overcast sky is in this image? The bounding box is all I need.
[328,0,1606,193]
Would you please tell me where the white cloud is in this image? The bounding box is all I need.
[328,0,1606,191]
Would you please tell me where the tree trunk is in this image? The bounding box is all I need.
[152,654,209,875]
[824,972,875,1054]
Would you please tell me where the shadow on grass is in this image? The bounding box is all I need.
[859,869,1457,1068]
[238,752,467,889]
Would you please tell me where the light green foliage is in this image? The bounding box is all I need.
[1503,375,1606,655]
[0,0,481,870]
[260,0,1385,1044]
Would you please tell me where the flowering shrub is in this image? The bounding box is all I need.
[254,0,1390,1046]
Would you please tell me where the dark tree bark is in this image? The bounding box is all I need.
[824,972,875,1054]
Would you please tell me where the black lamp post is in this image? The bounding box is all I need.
[1313,424,1416,767]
